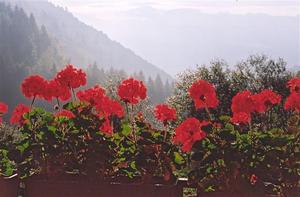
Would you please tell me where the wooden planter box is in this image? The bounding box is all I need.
[1,177,298,197]
[0,177,187,197]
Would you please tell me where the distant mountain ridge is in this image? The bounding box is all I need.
[94,5,299,75]
[2,0,173,81]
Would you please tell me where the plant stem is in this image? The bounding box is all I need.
[71,88,76,101]
[130,104,136,143]
[163,122,168,142]
[56,98,61,108]
[125,102,129,121]
[30,96,36,109]
[205,105,213,121]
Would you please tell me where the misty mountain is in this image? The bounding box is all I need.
[0,2,64,111]
[2,0,172,81]
[95,6,299,75]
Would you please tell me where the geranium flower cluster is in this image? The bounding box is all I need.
[17,65,150,136]
[10,104,30,125]
[55,64,87,89]
[77,85,124,135]
[154,104,177,123]
[0,64,299,155]
[55,110,75,119]
[172,78,300,153]
[173,118,209,152]
[285,78,300,112]
[21,64,86,103]
[117,78,147,104]
[188,80,219,110]
[231,89,281,125]
[0,102,8,124]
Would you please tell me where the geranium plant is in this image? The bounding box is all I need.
[180,78,300,196]
[0,65,184,183]
[0,64,298,196]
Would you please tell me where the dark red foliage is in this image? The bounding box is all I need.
[55,110,75,119]
[287,77,300,93]
[284,93,300,112]
[10,104,30,125]
[55,64,87,89]
[252,89,281,113]
[173,118,208,152]
[21,75,48,99]
[117,78,147,104]
[77,85,106,105]
[188,80,219,110]
[154,104,177,122]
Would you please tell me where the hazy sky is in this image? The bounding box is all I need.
[49,0,300,16]
[48,0,300,75]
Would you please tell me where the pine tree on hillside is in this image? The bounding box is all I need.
[0,2,64,114]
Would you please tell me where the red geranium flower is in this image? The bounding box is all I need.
[77,85,106,105]
[96,97,124,118]
[188,80,219,109]
[231,91,256,125]
[99,118,113,135]
[10,104,30,125]
[250,174,258,185]
[0,102,8,114]
[154,104,177,122]
[287,77,300,93]
[231,90,255,114]
[252,89,281,113]
[284,93,300,112]
[0,102,8,124]
[231,112,251,125]
[137,112,143,120]
[173,118,208,152]
[55,64,87,89]
[118,78,147,104]
[45,80,71,102]
[55,110,75,119]
[21,75,48,99]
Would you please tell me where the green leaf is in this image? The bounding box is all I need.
[207,143,216,150]
[174,152,185,165]
[17,141,30,154]
[217,159,225,167]
[219,115,231,122]
[48,126,57,134]
[205,186,215,192]
[224,123,235,131]
[206,166,213,174]
[122,124,131,136]
[5,166,13,176]
[130,161,137,170]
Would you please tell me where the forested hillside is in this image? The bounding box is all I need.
[0,2,173,114]
[86,63,174,104]
[3,0,173,82]
[0,2,64,111]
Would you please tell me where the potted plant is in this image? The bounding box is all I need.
[0,65,186,197]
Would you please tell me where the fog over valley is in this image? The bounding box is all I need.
[49,0,300,76]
